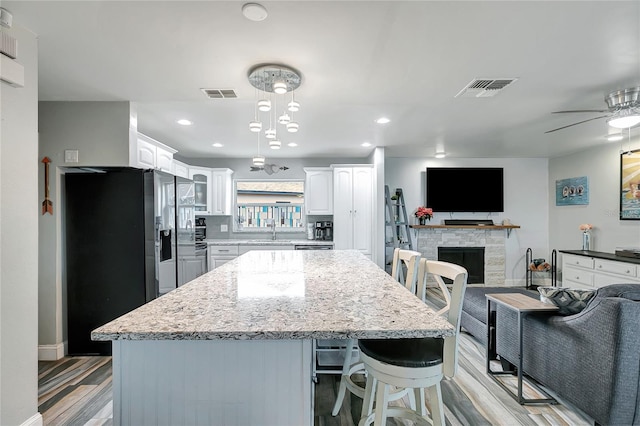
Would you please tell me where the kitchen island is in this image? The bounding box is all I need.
[92,250,454,426]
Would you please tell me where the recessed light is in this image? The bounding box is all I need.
[177,119,193,126]
[434,151,447,159]
[287,142,298,147]
[212,143,224,148]
[361,142,372,147]
[376,117,390,124]
[607,133,624,142]
[242,3,268,22]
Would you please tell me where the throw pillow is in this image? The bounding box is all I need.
[538,287,595,315]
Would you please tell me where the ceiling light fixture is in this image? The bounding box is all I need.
[376,117,390,124]
[361,142,372,147]
[242,3,268,22]
[434,151,447,159]
[608,109,640,129]
[287,142,298,147]
[212,143,224,148]
[248,63,302,147]
[177,119,193,126]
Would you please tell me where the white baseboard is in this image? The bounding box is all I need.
[38,343,65,361]
[21,413,43,426]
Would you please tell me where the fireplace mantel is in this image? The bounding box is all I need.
[410,224,520,237]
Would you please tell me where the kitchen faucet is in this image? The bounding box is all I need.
[269,219,277,240]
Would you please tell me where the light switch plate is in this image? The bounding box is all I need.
[221,224,228,232]
[64,149,79,163]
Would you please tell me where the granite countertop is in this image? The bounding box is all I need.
[206,239,334,246]
[559,249,640,265]
[92,250,453,341]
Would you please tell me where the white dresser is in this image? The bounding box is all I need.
[560,250,640,289]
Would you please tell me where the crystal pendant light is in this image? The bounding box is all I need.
[273,81,287,94]
[253,155,265,166]
[278,112,291,124]
[257,98,271,112]
[286,121,299,133]
[288,91,300,112]
[269,139,282,149]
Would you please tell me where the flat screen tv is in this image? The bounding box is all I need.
[426,167,504,212]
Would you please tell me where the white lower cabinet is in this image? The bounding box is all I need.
[178,256,206,286]
[238,245,294,255]
[208,244,239,272]
[561,253,640,289]
[333,165,373,259]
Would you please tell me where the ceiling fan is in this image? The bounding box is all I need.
[545,87,640,133]
[249,163,289,175]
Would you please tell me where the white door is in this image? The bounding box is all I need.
[333,167,353,250]
[352,167,373,257]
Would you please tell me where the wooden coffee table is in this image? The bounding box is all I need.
[485,292,559,405]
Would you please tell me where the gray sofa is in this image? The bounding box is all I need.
[461,284,640,425]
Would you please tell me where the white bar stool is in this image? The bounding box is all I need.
[357,259,469,426]
[331,248,422,416]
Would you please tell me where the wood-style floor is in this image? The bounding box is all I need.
[38,331,593,426]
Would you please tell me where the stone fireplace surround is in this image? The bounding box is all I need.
[415,227,506,286]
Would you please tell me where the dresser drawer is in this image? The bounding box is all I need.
[594,259,637,277]
[563,254,594,269]
[594,273,640,287]
[562,266,594,288]
[208,244,239,256]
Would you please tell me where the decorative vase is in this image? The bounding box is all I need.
[582,231,591,251]
[419,217,426,225]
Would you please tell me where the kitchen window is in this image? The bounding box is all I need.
[235,180,305,231]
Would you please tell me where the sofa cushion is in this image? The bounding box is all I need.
[538,286,595,315]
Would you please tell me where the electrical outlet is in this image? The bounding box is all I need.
[220,224,228,232]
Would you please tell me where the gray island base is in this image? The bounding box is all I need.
[92,250,454,425]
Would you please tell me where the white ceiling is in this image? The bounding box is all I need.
[6,1,640,159]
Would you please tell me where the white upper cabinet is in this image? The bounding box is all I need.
[133,133,177,172]
[173,160,189,178]
[211,168,234,215]
[189,167,213,215]
[333,165,373,258]
[304,167,333,215]
[188,167,234,216]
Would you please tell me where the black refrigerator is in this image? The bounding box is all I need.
[65,168,195,355]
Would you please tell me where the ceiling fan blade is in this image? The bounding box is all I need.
[552,109,609,114]
[544,115,610,134]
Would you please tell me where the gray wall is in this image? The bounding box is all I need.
[549,136,640,255]
[1,24,40,425]
[385,157,549,286]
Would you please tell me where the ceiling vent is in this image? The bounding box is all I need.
[201,88,237,99]
[455,78,518,98]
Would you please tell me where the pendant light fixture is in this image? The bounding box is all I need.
[248,64,302,149]
[249,87,262,132]
[253,132,265,166]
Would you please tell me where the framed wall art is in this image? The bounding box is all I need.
[620,148,640,220]
[555,176,589,206]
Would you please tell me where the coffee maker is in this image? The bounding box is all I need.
[314,221,333,241]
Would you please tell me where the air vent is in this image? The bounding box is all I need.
[0,31,17,59]
[455,78,518,98]
[201,88,237,99]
